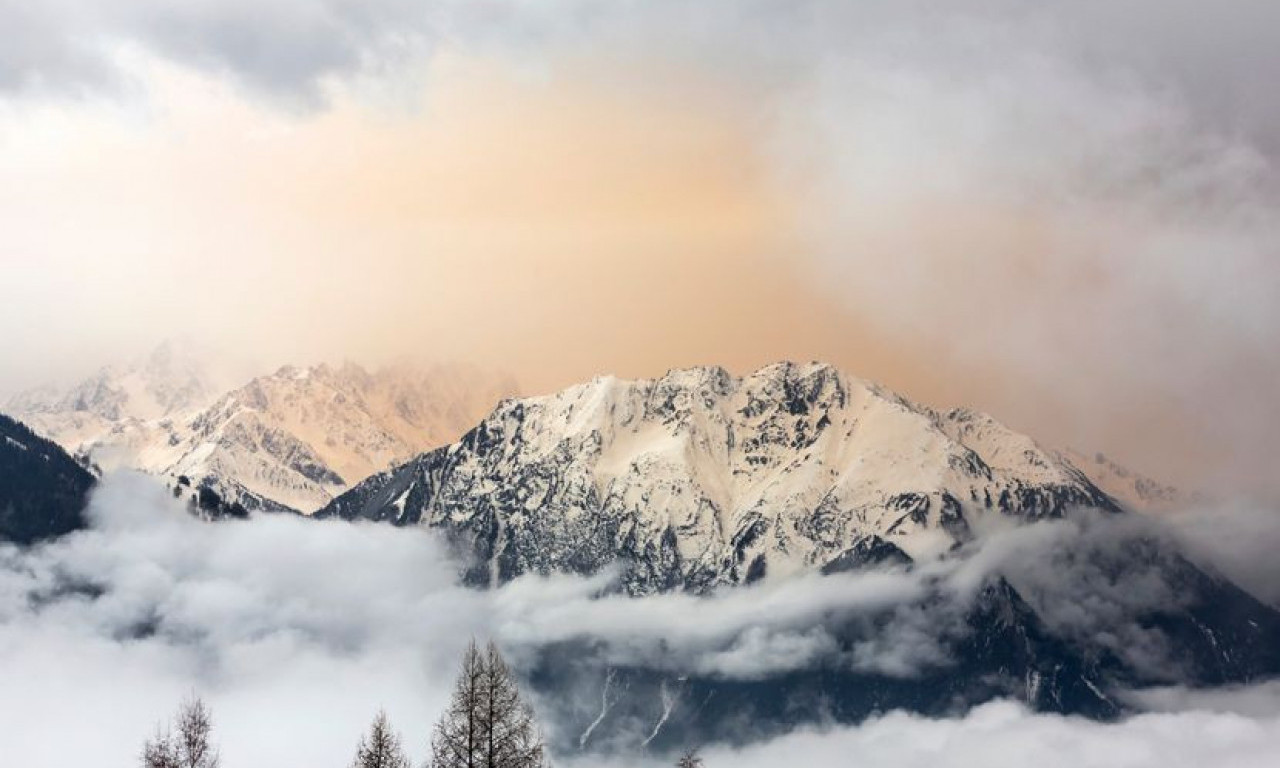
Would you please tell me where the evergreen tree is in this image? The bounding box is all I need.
[0,413,93,544]
[431,640,547,768]
[351,710,411,768]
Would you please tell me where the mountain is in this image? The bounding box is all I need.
[5,339,239,472]
[0,413,95,544]
[8,345,519,514]
[160,362,519,513]
[1062,448,1187,511]
[7,339,222,426]
[317,362,1280,752]
[319,362,1119,592]
[526,559,1280,753]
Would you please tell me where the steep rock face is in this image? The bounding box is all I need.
[528,579,1123,753]
[320,362,1118,593]
[0,413,95,544]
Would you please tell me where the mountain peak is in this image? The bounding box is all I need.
[319,361,1118,593]
[655,364,734,393]
[8,353,519,515]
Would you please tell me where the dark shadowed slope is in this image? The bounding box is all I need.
[0,412,95,544]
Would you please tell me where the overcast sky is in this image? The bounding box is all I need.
[1,1,1278,496]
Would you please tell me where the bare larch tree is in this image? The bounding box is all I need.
[478,641,546,768]
[675,747,704,768]
[431,640,547,768]
[431,640,487,768]
[141,696,220,768]
[352,710,412,768]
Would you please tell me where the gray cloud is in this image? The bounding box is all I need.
[761,3,1280,496]
[1163,500,1280,607]
[3,2,1280,133]
[0,0,441,102]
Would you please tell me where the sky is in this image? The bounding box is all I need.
[1,1,1279,496]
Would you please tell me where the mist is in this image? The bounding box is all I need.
[0,473,1277,766]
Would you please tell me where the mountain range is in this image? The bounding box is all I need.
[318,362,1144,591]
[5,353,1271,755]
[6,343,518,514]
[7,345,1175,521]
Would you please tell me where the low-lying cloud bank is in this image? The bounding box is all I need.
[1,473,1278,767]
[643,689,1280,768]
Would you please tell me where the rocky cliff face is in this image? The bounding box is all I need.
[320,362,1118,593]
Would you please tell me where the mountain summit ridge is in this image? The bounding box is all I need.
[318,360,1120,593]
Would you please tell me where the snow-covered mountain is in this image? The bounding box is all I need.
[319,361,1121,592]
[162,362,519,513]
[8,339,222,425]
[8,347,518,514]
[6,340,232,471]
[316,361,1280,752]
[1062,448,1187,511]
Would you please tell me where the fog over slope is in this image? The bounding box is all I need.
[1,473,1278,767]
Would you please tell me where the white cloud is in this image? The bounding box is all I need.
[687,697,1280,768]
[3,474,1277,766]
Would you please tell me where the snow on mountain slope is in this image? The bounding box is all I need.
[8,339,220,424]
[1061,448,1187,511]
[164,362,519,513]
[6,340,233,472]
[319,362,1120,593]
[8,347,519,514]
